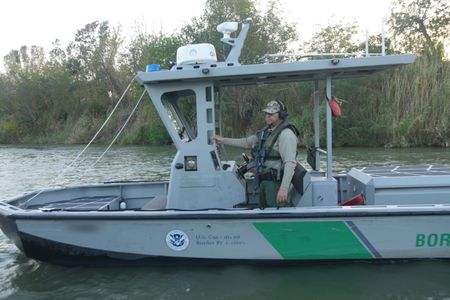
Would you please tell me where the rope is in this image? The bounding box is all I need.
[20,76,137,208]
[62,76,136,174]
[88,90,146,170]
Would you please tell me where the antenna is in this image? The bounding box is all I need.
[381,17,386,56]
[365,30,369,56]
[217,22,238,39]
[218,18,252,64]
[364,18,387,57]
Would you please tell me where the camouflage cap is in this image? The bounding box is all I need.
[262,100,281,114]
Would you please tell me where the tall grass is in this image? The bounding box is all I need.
[382,56,450,147]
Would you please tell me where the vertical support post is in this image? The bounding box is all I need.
[381,18,386,56]
[365,30,369,56]
[313,80,320,171]
[325,76,333,179]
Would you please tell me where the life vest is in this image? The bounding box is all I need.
[252,121,305,194]
[252,121,299,168]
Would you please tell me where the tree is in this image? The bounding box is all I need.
[67,21,124,98]
[49,39,67,67]
[127,32,183,72]
[253,0,297,58]
[388,0,450,59]
[3,45,46,79]
[304,21,359,54]
[3,50,21,79]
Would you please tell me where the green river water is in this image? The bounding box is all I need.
[1,145,450,299]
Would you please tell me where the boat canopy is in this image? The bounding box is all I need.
[136,54,415,87]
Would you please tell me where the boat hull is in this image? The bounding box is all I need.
[2,207,450,265]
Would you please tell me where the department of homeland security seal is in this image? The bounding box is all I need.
[166,230,189,251]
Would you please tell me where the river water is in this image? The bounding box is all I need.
[1,145,450,299]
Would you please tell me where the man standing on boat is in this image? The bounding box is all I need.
[212,100,299,208]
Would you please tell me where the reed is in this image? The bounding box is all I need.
[381,55,450,147]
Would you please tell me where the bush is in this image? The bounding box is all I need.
[0,116,24,143]
[142,121,171,145]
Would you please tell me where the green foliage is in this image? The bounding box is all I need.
[144,121,172,145]
[67,21,125,98]
[1,116,24,143]
[147,36,184,69]
[381,55,450,147]
[0,0,448,148]
[118,103,171,145]
[305,21,359,53]
[389,0,450,59]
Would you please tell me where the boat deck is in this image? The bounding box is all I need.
[27,195,121,211]
[358,165,450,177]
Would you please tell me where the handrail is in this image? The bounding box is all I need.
[316,148,327,155]
[261,52,385,63]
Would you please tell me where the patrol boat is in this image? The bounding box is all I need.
[1,19,450,265]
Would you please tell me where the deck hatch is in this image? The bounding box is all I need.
[359,165,450,177]
[27,196,121,211]
[347,165,450,205]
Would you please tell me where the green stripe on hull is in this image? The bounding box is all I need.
[253,221,373,259]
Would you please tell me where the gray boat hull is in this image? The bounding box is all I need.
[2,204,450,265]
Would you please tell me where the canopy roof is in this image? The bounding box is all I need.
[136,54,415,87]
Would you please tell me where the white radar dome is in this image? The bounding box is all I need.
[176,43,217,65]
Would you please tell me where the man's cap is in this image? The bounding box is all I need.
[262,100,281,114]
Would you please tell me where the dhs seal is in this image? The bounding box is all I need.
[166,230,189,251]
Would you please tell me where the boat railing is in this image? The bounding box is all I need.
[261,25,388,63]
[261,52,385,63]
[316,148,327,155]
